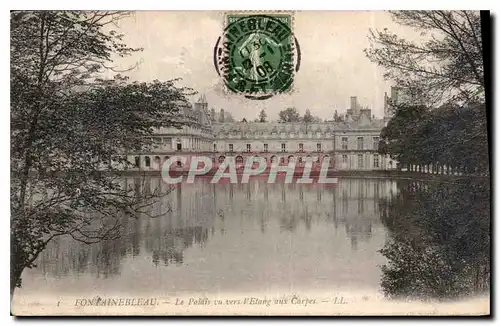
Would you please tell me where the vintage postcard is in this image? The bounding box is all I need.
[10,10,490,316]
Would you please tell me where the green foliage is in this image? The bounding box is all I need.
[369,11,490,300]
[302,109,322,123]
[333,110,343,122]
[258,109,267,123]
[379,102,488,173]
[366,11,484,105]
[379,180,490,300]
[303,109,313,123]
[278,107,301,123]
[10,11,189,294]
[277,108,322,124]
[367,11,488,175]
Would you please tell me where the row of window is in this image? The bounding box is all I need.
[158,137,380,152]
[134,154,381,169]
[341,136,379,150]
[341,154,380,168]
[218,143,324,153]
[214,137,380,152]
[155,138,207,151]
[171,137,380,152]
[133,155,331,168]
[134,155,171,168]
[219,155,328,164]
[220,131,331,137]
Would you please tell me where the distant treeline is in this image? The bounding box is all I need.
[379,102,489,175]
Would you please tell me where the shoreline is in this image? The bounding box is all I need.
[25,170,490,183]
[111,169,490,181]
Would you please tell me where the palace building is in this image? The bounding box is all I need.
[125,91,399,172]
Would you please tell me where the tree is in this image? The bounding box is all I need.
[379,180,490,300]
[378,104,430,166]
[380,101,488,174]
[10,11,191,297]
[367,11,488,174]
[333,110,343,122]
[278,107,301,123]
[303,109,313,123]
[258,109,267,123]
[365,11,484,106]
[225,112,235,123]
[303,109,322,123]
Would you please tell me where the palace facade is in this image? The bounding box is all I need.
[125,92,398,171]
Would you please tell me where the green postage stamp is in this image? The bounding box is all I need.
[214,13,300,100]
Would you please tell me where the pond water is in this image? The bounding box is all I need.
[15,177,490,302]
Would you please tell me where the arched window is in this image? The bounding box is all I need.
[176,160,183,167]
[251,155,260,167]
[280,157,285,164]
[236,156,244,164]
[298,157,303,163]
[164,156,170,163]
[134,156,140,168]
[288,155,295,163]
[270,155,277,163]
[154,156,161,163]
[145,156,151,167]
[219,156,226,163]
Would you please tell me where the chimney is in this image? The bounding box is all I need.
[219,109,225,123]
[210,108,216,122]
[350,96,358,111]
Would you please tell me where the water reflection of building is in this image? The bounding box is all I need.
[142,179,216,266]
[205,178,397,250]
[36,178,398,277]
[38,178,218,275]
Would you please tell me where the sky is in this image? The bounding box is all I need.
[110,11,416,121]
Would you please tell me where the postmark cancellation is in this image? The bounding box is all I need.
[214,12,300,100]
